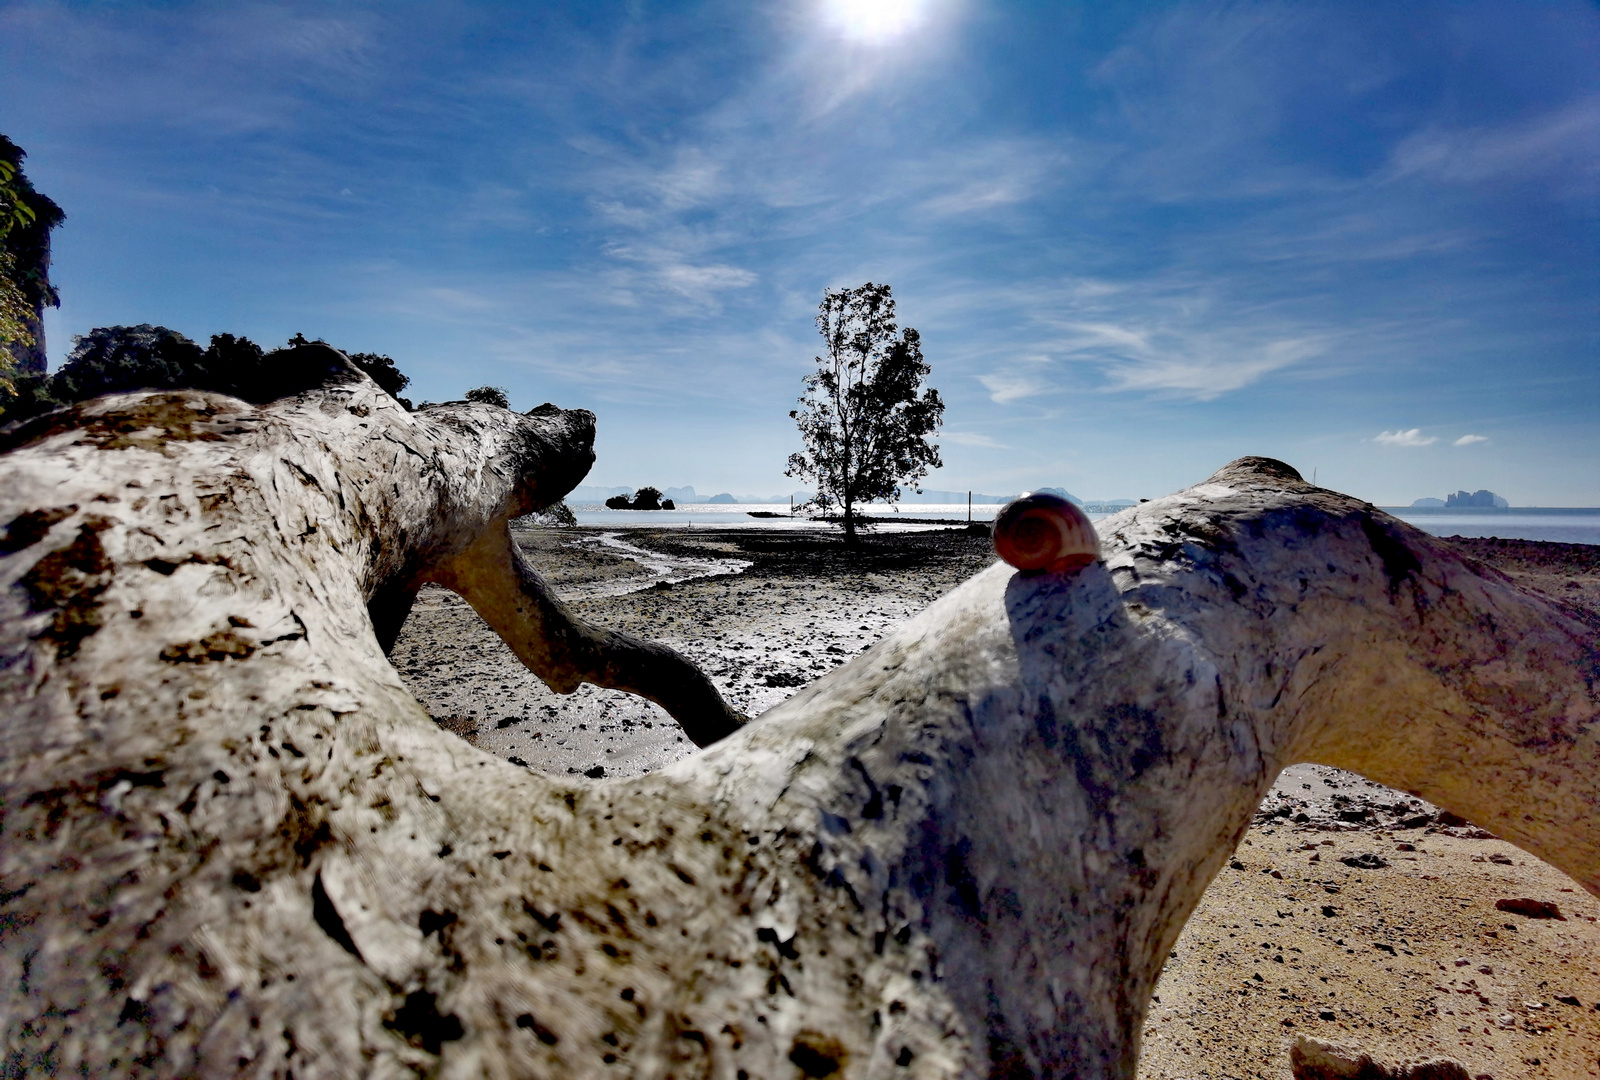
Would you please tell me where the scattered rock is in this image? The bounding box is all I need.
[1495,897,1564,920]
[1341,853,1389,870]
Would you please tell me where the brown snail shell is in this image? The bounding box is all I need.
[992,493,1101,573]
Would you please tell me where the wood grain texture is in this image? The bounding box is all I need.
[1,364,1594,1080]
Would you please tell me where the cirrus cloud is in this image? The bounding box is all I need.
[1374,428,1438,447]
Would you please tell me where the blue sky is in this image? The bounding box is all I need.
[3,0,1596,503]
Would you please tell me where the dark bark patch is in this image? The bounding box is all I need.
[1359,514,1422,595]
[523,900,560,934]
[386,989,464,1054]
[419,909,457,939]
[18,518,114,661]
[756,926,800,960]
[1,506,75,554]
[944,837,983,923]
[789,1032,847,1077]
[159,627,257,664]
[310,872,361,959]
[515,1012,559,1045]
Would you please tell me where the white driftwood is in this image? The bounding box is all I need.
[1,370,1595,1078]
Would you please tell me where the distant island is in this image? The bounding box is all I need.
[1412,490,1509,509]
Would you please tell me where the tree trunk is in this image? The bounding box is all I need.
[1,426,1594,1078]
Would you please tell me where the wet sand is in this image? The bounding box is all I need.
[391,527,1600,1078]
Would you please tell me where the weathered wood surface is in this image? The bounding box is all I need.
[1,364,1595,1078]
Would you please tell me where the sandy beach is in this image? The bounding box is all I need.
[391,524,1600,1079]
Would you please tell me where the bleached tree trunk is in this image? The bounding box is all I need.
[1,361,1594,1080]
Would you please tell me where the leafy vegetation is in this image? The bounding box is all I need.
[0,135,66,389]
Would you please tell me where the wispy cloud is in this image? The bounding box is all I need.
[602,243,757,306]
[978,370,1050,405]
[1374,429,1438,447]
[1389,96,1600,198]
[1454,434,1489,446]
[941,431,1006,448]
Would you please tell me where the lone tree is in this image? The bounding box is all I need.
[786,282,944,544]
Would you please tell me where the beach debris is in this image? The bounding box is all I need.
[992,492,1101,572]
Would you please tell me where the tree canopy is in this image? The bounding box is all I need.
[604,486,665,510]
[786,283,944,543]
[0,327,417,424]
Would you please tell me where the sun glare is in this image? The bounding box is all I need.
[819,0,929,43]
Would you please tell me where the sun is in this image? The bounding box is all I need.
[819,0,930,43]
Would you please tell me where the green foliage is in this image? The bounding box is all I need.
[786,283,944,543]
[0,368,60,421]
[464,385,509,408]
[542,500,578,527]
[287,333,411,405]
[0,160,37,239]
[1,135,66,388]
[0,251,32,373]
[0,325,420,425]
[0,135,65,312]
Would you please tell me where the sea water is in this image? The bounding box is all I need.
[568,502,1003,531]
[567,502,1600,546]
[1384,508,1600,546]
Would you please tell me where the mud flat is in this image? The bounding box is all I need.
[391,529,1600,1078]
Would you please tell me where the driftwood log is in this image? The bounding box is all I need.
[1,360,1596,1078]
